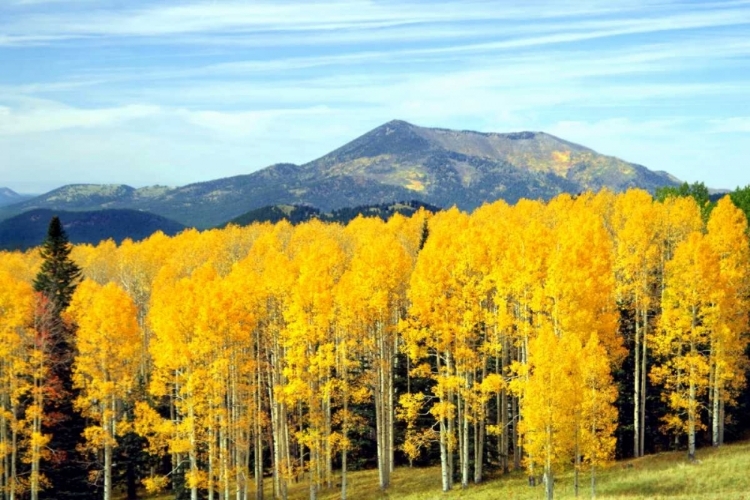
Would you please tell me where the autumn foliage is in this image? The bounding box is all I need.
[0,190,748,500]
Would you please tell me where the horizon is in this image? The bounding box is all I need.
[2,1,750,193]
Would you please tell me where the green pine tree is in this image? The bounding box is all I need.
[33,216,95,499]
[33,216,82,313]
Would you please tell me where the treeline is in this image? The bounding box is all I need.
[1,189,749,500]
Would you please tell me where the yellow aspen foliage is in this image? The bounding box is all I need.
[0,267,37,499]
[579,332,618,496]
[514,328,581,500]
[652,232,719,460]
[67,280,141,500]
[705,197,750,445]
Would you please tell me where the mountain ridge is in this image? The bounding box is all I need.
[0,187,34,207]
[0,208,185,251]
[0,120,681,227]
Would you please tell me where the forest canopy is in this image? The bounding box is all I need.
[0,189,748,500]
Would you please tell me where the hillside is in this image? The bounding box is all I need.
[0,187,33,207]
[0,208,185,250]
[303,441,750,500]
[224,200,440,227]
[0,120,681,228]
[132,441,750,500]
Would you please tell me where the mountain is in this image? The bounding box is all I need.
[0,208,185,251]
[0,187,33,207]
[0,120,681,228]
[224,200,440,227]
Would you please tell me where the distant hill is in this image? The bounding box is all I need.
[0,187,33,207]
[0,120,681,228]
[0,209,185,251]
[224,200,440,227]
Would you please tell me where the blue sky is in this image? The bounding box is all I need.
[1,0,749,194]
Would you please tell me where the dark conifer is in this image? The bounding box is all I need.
[33,216,94,499]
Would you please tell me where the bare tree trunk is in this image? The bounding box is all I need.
[712,376,720,447]
[11,401,19,500]
[633,308,641,458]
[104,429,113,500]
[640,308,648,457]
[719,399,725,445]
[475,399,485,484]
[189,403,199,500]
[439,414,450,492]
[340,395,348,500]
[208,425,216,500]
[688,328,697,461]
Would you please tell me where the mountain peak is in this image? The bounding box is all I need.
[0,187,34,208]
[1,121,681,228]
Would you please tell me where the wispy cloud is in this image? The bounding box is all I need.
[1,0,750,192]
[0,100,160,135]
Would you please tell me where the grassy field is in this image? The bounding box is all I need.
[124,441,750,500]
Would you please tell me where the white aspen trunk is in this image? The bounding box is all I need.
[1,391,7,500]
[340,395,348,500]
[460,394,469,489]
[104,431,113,500]
[446,355,455,491]
[544,421,554,500]
[375,385,386,490]
[688,326,697,461]
[104,400,115,500]
[189,403,199,500]
[633,307,641,458]
[11,401,18,500]
[255,350,264,500]
[221,425,230,500]
[324,390,332,489]
[475,362,486,484]
[254,421,263,500]
[591,416,597,498]
[388,332,396,476]
[208,425,215,500]
[544,463,554,500]
[1,389,6,500]
[308,444,318,500]
[501,340,510,474]
[374,321,390,490]
[512,394,521,470]
[719,399,725,445]
[439,415,450,492]
[30,375,43,500]
[640,308,648,457]
[712,377,720,447]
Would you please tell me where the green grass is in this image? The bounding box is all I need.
[120,441,750,500]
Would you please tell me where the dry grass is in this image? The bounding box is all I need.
[119,440,750,500]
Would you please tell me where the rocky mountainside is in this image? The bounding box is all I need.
[0,120,681,228]
[0,208,185,251]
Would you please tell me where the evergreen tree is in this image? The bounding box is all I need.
[33,217,93,499]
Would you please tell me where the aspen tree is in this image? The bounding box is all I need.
[513,328,580,500]
[0,268,36,500]
[282,222,346,500]
[404,208,494,491]
[705,197,750,446]
[337,216,413,493]
[579,333,618,498]
[612,190,660,458]
[67,281,141,500]
[652,232,719,460]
